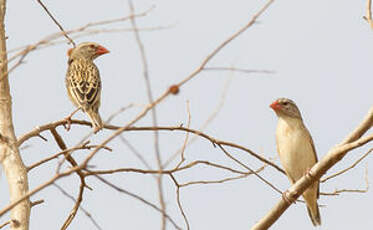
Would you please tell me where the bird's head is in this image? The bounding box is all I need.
[270,98,302,119]
[67,42,109,61]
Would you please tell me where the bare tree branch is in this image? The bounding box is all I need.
[217,144,283,194]
[30,200,44,208]
[2,8,154,80]
[0,0,31,229]
[53,183,102,230]
[18,120,285,175]
[93,175,182,230]
[169,174,190,230]
[36,0,75,46]
[363,0,373,28]
[84,160,257,177]
[203,67,274,75]
[27,142,95,171]
[176,0,275,87]
[175,101,191,169]
[127,1,167,228]
[180,166,266,187]
[0,220,11,229]
[164,74,233,168]
[119,135,154,171]
[321,148,372,183]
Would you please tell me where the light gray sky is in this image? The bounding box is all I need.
[1,0,372,229]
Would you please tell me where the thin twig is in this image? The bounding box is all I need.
[180,166,266,187]
[119,135,154,171]
[164,74,233,167]
[176,101,191,169]
[84,160,255,176]
[321,148,373,183]
[93,175,182,230]
[321,189,368,195]
[180,174,251,187]
[30,199,44,207]
[53,183,102,230]
[203,67,274,75]
[169,174,190,230]
[0,220,11,229]
[68,26,173,40]
[73,104,132,150]
[105,104,135,124]
[49,128,89,230]
[27,142,99,171]
[217,144,283,194]
[36,0,76,46]
[60,182,85,230]
[176,0,275,88]
[127,1,166,228]
[2,8,154,81]
[321,166,369,196]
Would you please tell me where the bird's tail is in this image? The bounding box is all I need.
[86,109,103,133]
[306,200,321,226]
[303,184,321,226]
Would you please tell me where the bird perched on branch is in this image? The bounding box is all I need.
[270,98,321,226]
[65,42,109,133]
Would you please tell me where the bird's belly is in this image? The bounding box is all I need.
[277,132,315,182]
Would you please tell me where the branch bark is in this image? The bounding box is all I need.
[0,0,30,229]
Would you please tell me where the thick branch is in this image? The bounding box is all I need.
[0,1,30,229]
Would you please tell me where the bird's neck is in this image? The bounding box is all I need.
[278,116,304,131]
[68,57,92,65]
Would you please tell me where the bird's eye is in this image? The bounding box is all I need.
[283,102,288,106]
[89,44,95,49]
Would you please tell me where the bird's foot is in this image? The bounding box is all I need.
[63,116,72,131]
[304,167,314,180]
[282,190,295,204]
[63,108,81,131]
[93,127,102,134]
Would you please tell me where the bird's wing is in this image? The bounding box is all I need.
[275,134,297,184]
[306,127,320,199]
[66,60,101,110]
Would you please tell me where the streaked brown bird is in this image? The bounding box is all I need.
[65,42,109,132]
[270,98,321,226]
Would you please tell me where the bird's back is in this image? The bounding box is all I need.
[66,58,101,111]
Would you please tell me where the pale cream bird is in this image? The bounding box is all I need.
[270,98,321,226]
[65,42,109,133]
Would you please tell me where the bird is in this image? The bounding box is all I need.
[65,42,109,133]
[270,98,321,226]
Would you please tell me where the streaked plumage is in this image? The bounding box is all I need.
[65,42,109,132]
[270,98,321,226]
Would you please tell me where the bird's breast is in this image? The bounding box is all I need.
[276,118,316,181]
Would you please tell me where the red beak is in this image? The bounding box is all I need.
[270,101,281,110]
[96,45,109,55]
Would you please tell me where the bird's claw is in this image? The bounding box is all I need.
[63,116,72,131]
[93,127,101,134]
[282,190,295,205]
[304,167,314,180]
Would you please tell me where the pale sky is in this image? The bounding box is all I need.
[1,0,372,229]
